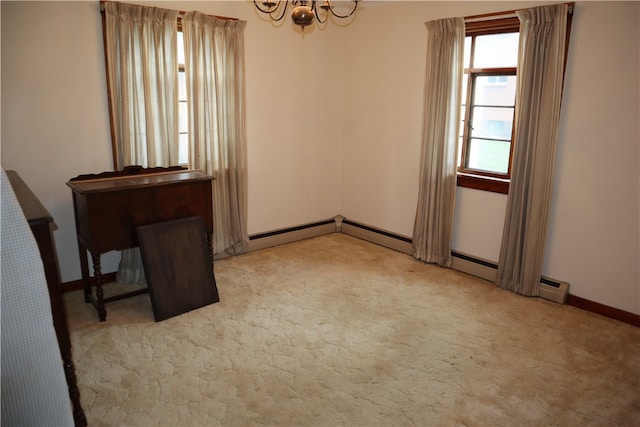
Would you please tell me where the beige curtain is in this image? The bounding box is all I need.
[104,1,180,284]
[103,1,180,169]
[496,4,570,296]
[182,11,249,255]
[413,17,465,267]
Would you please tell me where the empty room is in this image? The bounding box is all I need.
[1,1,638,425]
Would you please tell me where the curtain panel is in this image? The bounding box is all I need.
[182,11,249,255]
[412,17,465,267]
[103,1,180,169]
[103,1,180,284]
[496,3,570,296]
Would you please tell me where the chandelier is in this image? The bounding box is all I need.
[254,0,359,31]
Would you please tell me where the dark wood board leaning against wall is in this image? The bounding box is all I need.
[137,216,219,322]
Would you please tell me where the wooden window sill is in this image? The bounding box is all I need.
[457,173,509,194]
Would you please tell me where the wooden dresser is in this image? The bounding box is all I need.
[67,168,213,322]
[7,170,87,427]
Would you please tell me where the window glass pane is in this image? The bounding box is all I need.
[178,71,186,101]
[473,32,519,68]
[179,102,188,133]
[177,32,185,64]
[462,73,469,102]
[179,133,189,165]
[466,138,510,174]
[470,106,514,140]
[473,75,516,106]
[464,36,472,68]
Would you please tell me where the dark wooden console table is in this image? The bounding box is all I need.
[7,170,87,427]
[67,168,213,322]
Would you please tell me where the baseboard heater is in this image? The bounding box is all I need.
[339,217,414,254]
[449,251,569,304]
[247,216,569,305]
[338,217,569,305]
[247,219,336,253]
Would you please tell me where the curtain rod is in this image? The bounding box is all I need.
[99,0,238,21]
[464,1,574,22]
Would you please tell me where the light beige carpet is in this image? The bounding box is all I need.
[66,233,640,426]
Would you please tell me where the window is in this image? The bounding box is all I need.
[177,31,189,165]
[457,17,520,194]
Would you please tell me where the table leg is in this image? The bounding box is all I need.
[63,354,87,426]
[91,252,107,322]
[77,242,92,303]
[39,230,87,425]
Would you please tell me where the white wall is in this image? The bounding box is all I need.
[2,1,638,315]
[543,2,640,313]
[342,1,640,314]
[1,1,122,279]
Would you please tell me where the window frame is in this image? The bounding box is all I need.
[460,68,517,178]
[457,16,520,195]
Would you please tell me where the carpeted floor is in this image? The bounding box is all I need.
[66,233,640,426]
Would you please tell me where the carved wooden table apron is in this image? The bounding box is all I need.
[67,169,214,322]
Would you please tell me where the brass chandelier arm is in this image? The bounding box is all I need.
[253,0,288,22]
[324,0,359,18]
[313,0,358,24]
